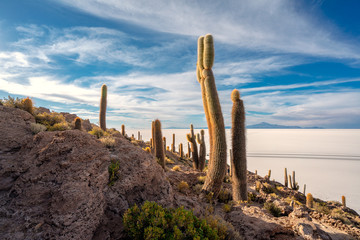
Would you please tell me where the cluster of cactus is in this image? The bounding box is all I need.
[153,119,165,169]
[74,117,82,130]
[289,171,299,190]
[196,130,206,172]
[186,124,199,170]
[230,89,247,202]
[99,84,107,131]
[196,34,227,197]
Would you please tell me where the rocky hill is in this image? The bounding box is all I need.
[1,105,359,239]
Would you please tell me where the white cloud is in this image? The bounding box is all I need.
[55,0,360,59]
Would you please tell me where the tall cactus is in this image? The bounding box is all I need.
[197,34,227,197]
[231,89,247,202]
[163,136,166,152]
[172,133,175,152]
[99,84,107,131]
[196,129,206,172]
[187,124,199,170]
[121,124,125,136]
[154,119,165,169]
[229,149,233,176]
[179,143,184,158]
[187,142,191,158]
[151,120,155,148]
[284,168,288,187]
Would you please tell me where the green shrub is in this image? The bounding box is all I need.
[314,202,330,214]
[30,123,47,134]
[218,188,231,203]
[35,112,65,128]
[108,160,120,186]
[47,122,70,131]
[172,165,181,171]
[123,201,227,240]
[88,126,105,139]
[248,192,257,203]
[178,181,189,193]
[264,202,282,217]
[197,175,206,184]
[223,204,232,213]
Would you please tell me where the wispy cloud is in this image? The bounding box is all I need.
[55,0,360,59]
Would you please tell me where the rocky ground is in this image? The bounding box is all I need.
[0,105,359,239]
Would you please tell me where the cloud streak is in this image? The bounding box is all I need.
[55,0,360,59]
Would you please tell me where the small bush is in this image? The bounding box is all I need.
[204,215,229,240]
[35,112,65,128]
[264,202,282,217]
[88,126,105,139]
[223,204,232,213]
[197,175,206,184]
[166,157,175,164]
[193,184,203,194]
[331,209,351,225]
[178,181,189,193]
[123,201,226,240]
[261,182,276,194]
[2,96,33,114]
[143,147,151,153]
[100,136,116,148]
[172,165,181,171]
[30,123,47,134]
[314,202,330,214]
[108,160,120,186]
[218,188,231,203]
[248,192,257,203]
[47,122,70,131]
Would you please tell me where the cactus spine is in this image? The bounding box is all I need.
[187,124,199,170]
[99,84,107,131]
[284,168,288,187]
[342,196,346,207]
[196,129,206,172]
[230,89,247,202]
[154,119,165,169]
[306,193,314,208]
[172,134,175,152]
[74,117,82,130]
[197,34,227,197]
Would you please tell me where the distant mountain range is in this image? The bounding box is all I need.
[166,122,322,129]
[246,122,322,129]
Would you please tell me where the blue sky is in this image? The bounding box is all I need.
[1,0,360,129]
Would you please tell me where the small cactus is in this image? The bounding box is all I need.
[342,195,346,207]
[306,193,314,208]
[99,84,107,131]
[121,124,125,136]
[138,131,141,140]
[230,89,247,202]
[154,119,165,169]
[74,117,82,130]
[187,124,199,170]
[196,129,206,171]
[284,168,288,187]
[163,136,166,152]
[303,184,306,195]
[187,142,191,158]
[22,97,33,115]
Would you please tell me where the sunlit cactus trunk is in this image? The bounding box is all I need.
[196,129,206,172]
[179,143,184,158]
[154,119,165,169]
[121,124,125,136]
[99,84,107,131]
[197,34,227,197]
[172,133,175,152]
[284,168,288,187]
[231,89,247,202]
